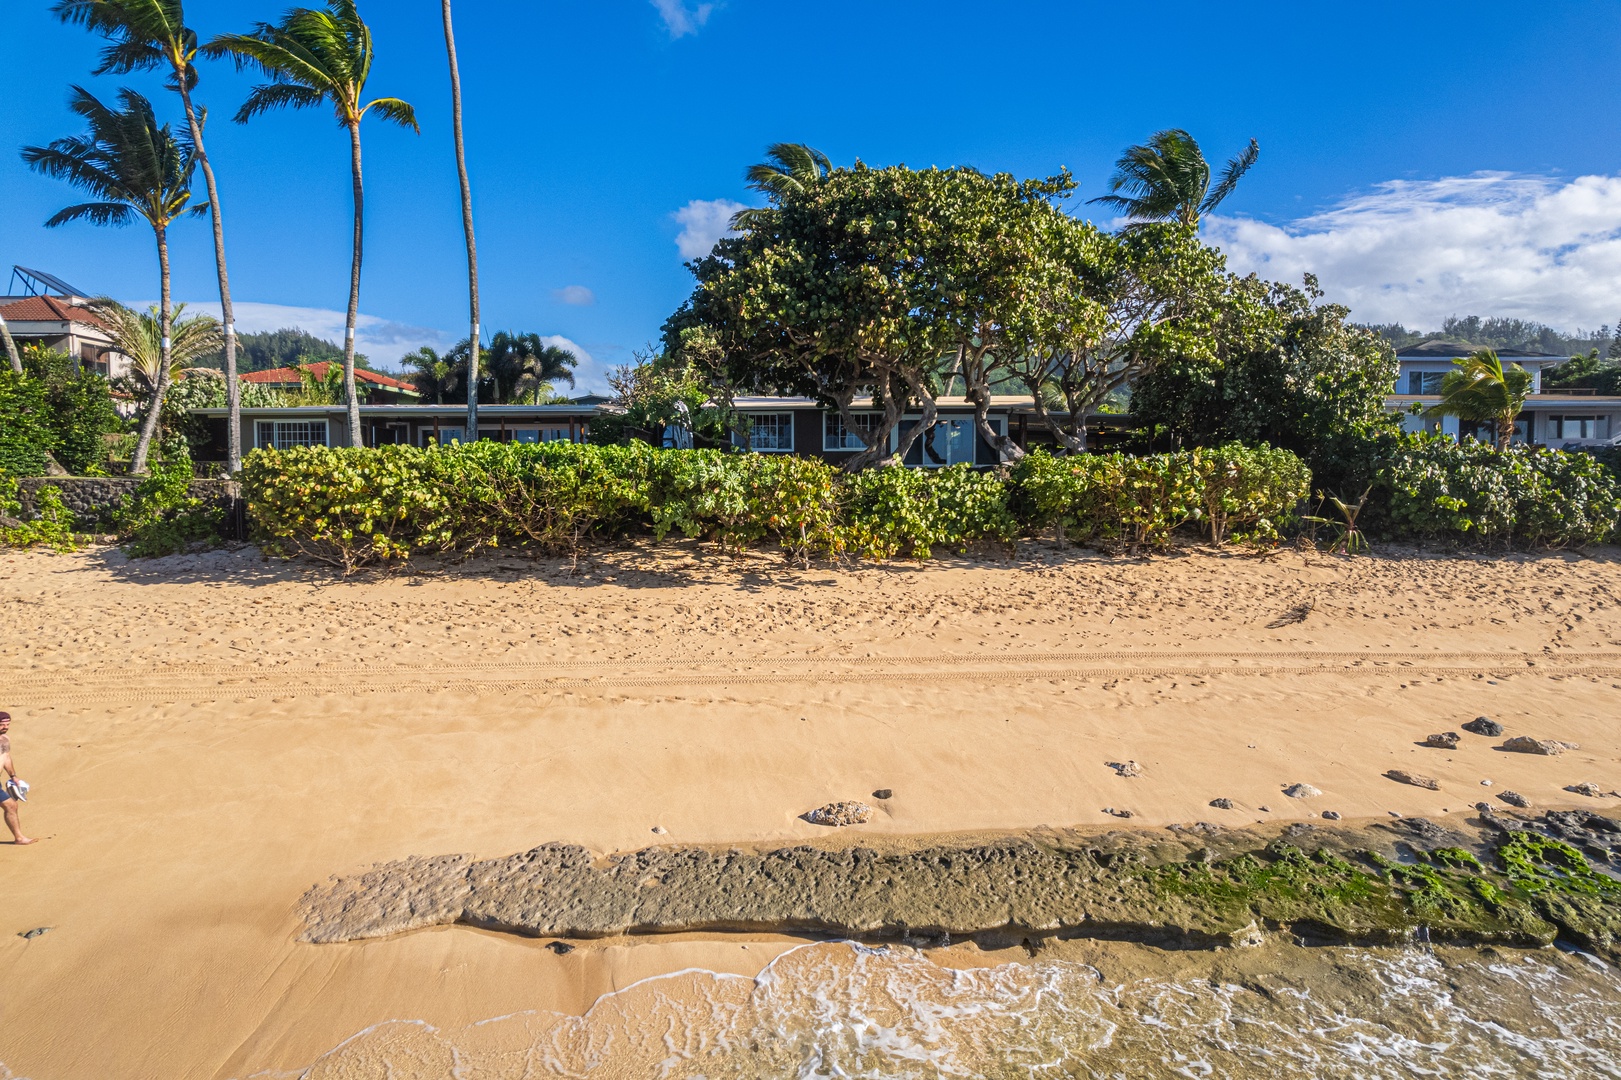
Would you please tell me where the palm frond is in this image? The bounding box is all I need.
[45,202,137,227]
[233,82,328,123]
[744,142,832,203]
[1201,138,1259,215]
[364,97,418,133]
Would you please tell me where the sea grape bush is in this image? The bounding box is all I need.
[1380,436,1620,547]
[242,442,1315,570]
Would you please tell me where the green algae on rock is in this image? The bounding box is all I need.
[297,812,1621,960]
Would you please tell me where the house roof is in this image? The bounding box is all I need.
[242,361,419,393]
[1396,339,1566,359]
[0,294,109,330]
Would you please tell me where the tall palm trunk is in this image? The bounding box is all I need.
[442,0,479,443]
[131,225,174,475]
[343,120,364,446]
[177,83,240,473]
[0,314,20,374]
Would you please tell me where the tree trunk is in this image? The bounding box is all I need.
[179,83,240,473]
[443,0,480,444]
[0,313,21,374]
[343,121,365,446]
[131,226,174,476]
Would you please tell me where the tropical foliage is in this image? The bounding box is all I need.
[730,142,832,231]
[21,85,204,474]
[207,0,418,446]
[1089,129,1260,229]
[19,345,123,475]
[1424,349,1534,449]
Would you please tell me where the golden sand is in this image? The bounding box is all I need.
[1,542,1617,1078]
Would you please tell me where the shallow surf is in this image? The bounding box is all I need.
[252,939,1621,1079]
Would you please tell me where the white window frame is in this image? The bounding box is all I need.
[824,411,882,452]
[254,420,329,450]
[743,412,795,452]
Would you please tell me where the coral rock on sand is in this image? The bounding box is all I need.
[1463,717,1504,737]
[1498,791,1531,809]
[1109,761,1143,778]
[1425,732,1461,750]
[1566,783,1619,799]
[1322,811,1342,821]
[1502,736,1579,756]
[1210,798,1236,810]
[1103,807,1134,819]
[871,789,893,801]
[805,801,874,827]
[1283,784,1322,799]
[1386,770,1441,790]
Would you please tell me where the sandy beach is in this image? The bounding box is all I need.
[1,542,1619,1079]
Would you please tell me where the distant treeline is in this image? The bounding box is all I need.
[1358,315,1613,357]
[194,328,379,373]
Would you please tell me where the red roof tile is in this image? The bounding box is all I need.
[242,361,418,392]
[0,295,109,330]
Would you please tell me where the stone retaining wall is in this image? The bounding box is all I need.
[16,477,242,523]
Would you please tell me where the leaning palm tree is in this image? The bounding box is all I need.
[205,0,417,448]
[1089,129,1259,230]
[0,312,20,375]
[730,142,832,230]
[91,299,222,391]
[53,0,245,474]
[440,0,481,441]
[487,332,576,404]
[21,86,204,474]
[1424,349,1534,449]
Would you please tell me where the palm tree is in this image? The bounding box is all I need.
[440,0,481,442]
[53,0,245,474]
[205,0,417,448]
[91,299,222,391]
[730,142,832,230]
[401,345,459,404]
[22,87,204,474]
[1089,129,1259,230]
[487,332,576,403]
[1424,349,1534,449]
[0,314,20,375]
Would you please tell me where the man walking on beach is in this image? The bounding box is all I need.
[1,712,36,845]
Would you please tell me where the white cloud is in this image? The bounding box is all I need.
[553,285,596,306]
[538,334,608,395]
[673,198,745,260]
[651,0,712,38]
[1205,172,1621,331]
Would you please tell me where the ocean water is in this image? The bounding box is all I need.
[265,941,1621,1079]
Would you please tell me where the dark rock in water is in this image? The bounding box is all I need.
[545,940,575,955]
[1210,798,1236,810]
[1425,732,1461,750]
[1392,817,1453,844]
[1499,791,1531,809]
[1386,770,1441,791]
[18,927,49,940]
[871,789,893,801]
[804,801,874,827]
[1502,736,1578,756]
[1463,717,1503,737]
[1284,823,1317,837]
[1322,811,1342,821]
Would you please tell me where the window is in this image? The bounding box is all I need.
[744,412,794,452]
[906,416,1003,467]
[419,426,464,446]
[1546,415,1608,441]
[255,421,329,450]
[1407,371,1446,394]
[824,411,881,451]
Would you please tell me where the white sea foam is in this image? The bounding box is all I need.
[256,942,1621,1079]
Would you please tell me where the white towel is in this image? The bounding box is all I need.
[6,779,27,802]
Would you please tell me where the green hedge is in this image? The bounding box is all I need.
[242,441,1314,570]
[1380,436,1621,547]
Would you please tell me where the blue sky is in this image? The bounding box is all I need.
[4,1,1621,389]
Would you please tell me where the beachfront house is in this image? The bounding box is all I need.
[240,362,424,405]
[1386,340,1621,447]
[1,266,130,378]
[189,401,602,456]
